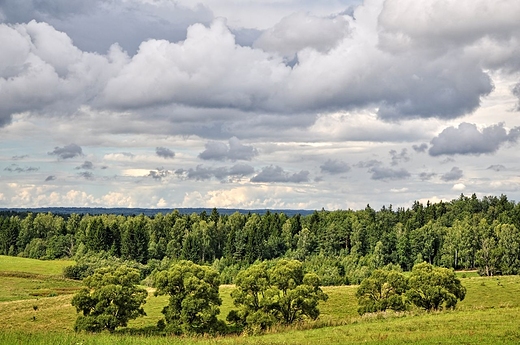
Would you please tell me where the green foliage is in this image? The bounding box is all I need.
[229,260,328,332]
[407,262,466,311]
[63,251,148,280]
[71,265,147,332]
[4,193,520,284]
[228,262,276,331]
[356,268,408,315]
[269,260,328,324]
[153,260,224,335]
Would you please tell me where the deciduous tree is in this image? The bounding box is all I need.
[406,262,466,311]
[154,260,224,335]
[71,265,147,332]
[356,268,408,315]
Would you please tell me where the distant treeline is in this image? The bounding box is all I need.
[1,193,519,284]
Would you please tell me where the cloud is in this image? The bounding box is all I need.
[452,183,466,191]
[320,159,351,175]
[251,165,309,183]
[175,163,255,181]
[412,143,428,153]
[419,172,436,181]
[75,161,94,170]
[487,164,506,172]
[12,155,29,160]
[253,12,349,58]
[355,160,382,169]
[156,147,175,159]
[78,171,94,180]
[429,123,520,156]
[148,168,172,180]
[228,163,256,177]
[1,0,519,134]
[0,0,213,54]
[369,167,411,181]
[48,143,83,159]
[4,164,39,173]
[45,175,56,181]
[389,148,410,166]
[199,137,258,161]
[513,83,520,111]
[441,167,463,182]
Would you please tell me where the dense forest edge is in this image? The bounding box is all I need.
[1,193,519,284]
[1,193,520,337]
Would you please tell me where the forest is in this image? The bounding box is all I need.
[0,193,519,285]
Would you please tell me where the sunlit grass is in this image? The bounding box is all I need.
[0,255,74,276]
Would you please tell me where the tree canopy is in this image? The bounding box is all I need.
[406,262,466,311]
[228,260,328,331]
[153,260,224,335]
[71,265,147,332]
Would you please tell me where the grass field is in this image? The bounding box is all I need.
[0,256,519,344]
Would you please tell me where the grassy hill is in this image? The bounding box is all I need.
[0,256,519,344]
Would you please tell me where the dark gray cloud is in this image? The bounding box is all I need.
[228,164,256,177]
[441,157,456,164]
[513,82,520,111]
[75,161,94,170]
[355,160,383,169]
[199,137,258,161]
[487,164,506,172]
[45,175,56,181]
[12,155,29,160]
[419,172,436,181]
[4,164,39,173]
[412,143,428,153]
[48,144,83,159]
[429,122,520,156]
[251,165,309,183]
[148,168,171,180]
[441,167,463,182]
[174,164,255,181]
[320,159,351,175]
[369,166,411,181]
[156,147,175,159]
[389,149,410,166]
[78,171,94,180]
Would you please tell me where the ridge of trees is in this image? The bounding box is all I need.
[1,193,520,282]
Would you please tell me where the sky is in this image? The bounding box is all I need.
[0,0,520,211]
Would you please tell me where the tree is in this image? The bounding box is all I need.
[71,265,147,332]
[406,262,466,311]
[228,260,328,331]
[154,260,224,335]
[496,223,520,274]
[228,262,275,331]
[269,260,328,324]
[356,268,408,315]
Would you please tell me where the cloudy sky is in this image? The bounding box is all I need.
[1,0,520,210]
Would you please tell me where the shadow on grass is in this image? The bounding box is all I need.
[115,325,166,336]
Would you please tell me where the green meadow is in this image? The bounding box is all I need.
[0,255,519,344]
